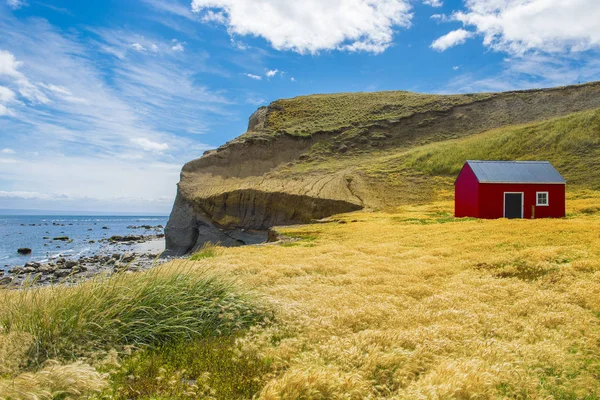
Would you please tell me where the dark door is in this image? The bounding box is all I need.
[504,193,523,219]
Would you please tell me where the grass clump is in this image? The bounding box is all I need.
[109,336,272,399]
[0,266,271,365]
[190,243,220,260]
[0,361,108,399]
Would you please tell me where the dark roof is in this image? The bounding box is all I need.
[466,160,566,184]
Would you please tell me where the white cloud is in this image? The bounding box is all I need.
[0,85,16,103]
[430,14,448,22]
[290,77,295,82]
[171,42,185,52]
[131,137,170,152]
[0,191,48,199]
[453,66,460,70]
[6,0,27,10]
[1,148,16,154]
[40,83,71,95]
[0,49,23,77]
[131,42,147,52]
[0,50,49,104]
[451,0,600,54]
[423,0,443,6]
[245,73,262,80]
[191,0,413,54]
[265,69,279,77]
[202,10,227,23]
[431,28,473,51]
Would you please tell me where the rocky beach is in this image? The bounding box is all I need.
[1,215,171,287]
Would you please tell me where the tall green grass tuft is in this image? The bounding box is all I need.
[190,243,219,260]
[0,265,271,364]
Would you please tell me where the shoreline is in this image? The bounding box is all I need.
[0,235,174,287]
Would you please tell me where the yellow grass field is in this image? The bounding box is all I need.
[1,192,599,399]
[176,192,600,399]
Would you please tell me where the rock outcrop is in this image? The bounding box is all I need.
[165,82,600,255]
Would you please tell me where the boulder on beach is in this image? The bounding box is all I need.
[17,248,32,255]
[53,236,70,241]
[109,235,143,242]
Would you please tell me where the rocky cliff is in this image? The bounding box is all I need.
[165,82,600,255]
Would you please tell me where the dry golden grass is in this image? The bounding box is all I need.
[172,193,600,399]
[0,361,107,400]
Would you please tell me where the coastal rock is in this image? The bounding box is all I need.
[108,235,143,242]
[54,269,71,278]
[247,106,268,131]
[0,276,13,285]
[53,236,70,241]
[17,248,32,255]
[38,265,56,274]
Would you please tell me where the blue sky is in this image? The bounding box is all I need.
[1,0,599,214]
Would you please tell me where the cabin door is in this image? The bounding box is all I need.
[504,193,523,219]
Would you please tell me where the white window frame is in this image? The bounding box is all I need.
[536,191,549,207]
[503,192,524,219]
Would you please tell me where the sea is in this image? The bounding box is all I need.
[1,215,169,271]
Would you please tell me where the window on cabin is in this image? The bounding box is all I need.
[537,192,549,206]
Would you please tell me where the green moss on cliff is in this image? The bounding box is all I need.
[261,91,493,136]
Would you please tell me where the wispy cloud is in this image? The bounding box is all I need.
[442,53,600,93]
[423,0,442,7]
[6,0,27,10]
[0,12,226,212]
[431,29,473,51]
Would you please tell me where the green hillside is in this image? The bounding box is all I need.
[383,107,600,189]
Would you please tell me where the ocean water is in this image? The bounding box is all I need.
[1,215,169,271]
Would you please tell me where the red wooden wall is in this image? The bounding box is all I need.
[478,183,565,219]
[455,163,479,218]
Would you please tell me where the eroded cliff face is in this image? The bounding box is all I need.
[165,82,600,255]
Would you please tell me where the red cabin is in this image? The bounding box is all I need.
[455,160,566,219]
